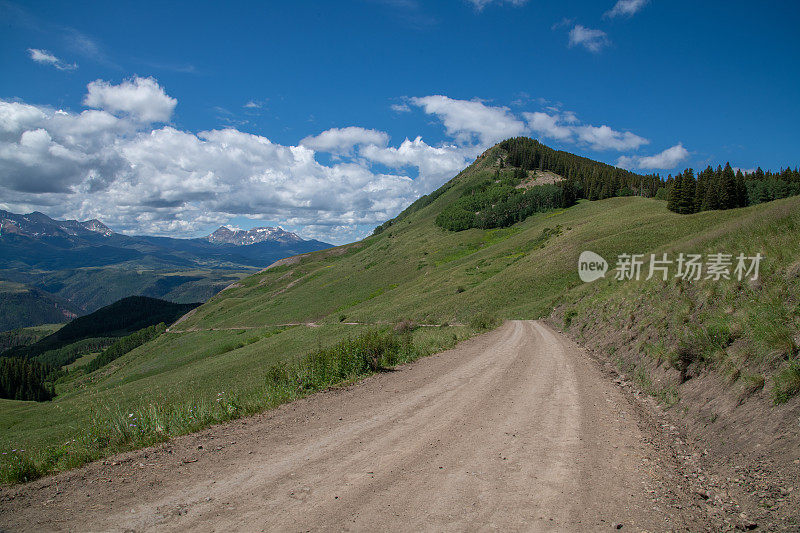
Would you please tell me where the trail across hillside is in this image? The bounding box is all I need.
[1,321,716,531]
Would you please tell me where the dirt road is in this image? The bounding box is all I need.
[1,321,709,531]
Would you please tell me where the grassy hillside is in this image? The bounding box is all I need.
[1,143,798,483]
[550,196,800,429]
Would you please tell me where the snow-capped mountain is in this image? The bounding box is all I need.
[205,226,305,246]
[0,210,114,238]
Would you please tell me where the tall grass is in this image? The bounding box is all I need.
[773,361,800,404]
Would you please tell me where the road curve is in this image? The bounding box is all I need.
[1,321,691,531]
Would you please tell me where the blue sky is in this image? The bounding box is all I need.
[1,0,798,243]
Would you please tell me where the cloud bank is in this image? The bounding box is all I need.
[0,77,679,243]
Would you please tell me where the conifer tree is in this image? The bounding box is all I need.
[735,169,747,207]
[677,168,696,213]
[667,172,680,212]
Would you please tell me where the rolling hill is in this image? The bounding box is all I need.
[1,140,798,490]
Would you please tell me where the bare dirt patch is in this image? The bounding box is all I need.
[516,169,565,189]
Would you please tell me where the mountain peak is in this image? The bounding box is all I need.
[206,225,304,246]
[80,219,114,236]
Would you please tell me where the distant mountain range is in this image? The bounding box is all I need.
[0,210,331,270]
[0,210,321,249]
[0,210,333,330]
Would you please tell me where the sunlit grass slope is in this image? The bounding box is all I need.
[2,143,798,482]
[553,197,800,407]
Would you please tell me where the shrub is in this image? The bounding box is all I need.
[742,374,765,396]
[436,179,566,233]
[564,309,578,328]
[704,322,734,349]
[394,320,416,334]
[0,452,43,484]
[468,312,499,331]
[293,329,410,391]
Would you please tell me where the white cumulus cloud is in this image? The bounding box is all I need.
[574,124,649,151]
[410,95,526,146]
[0,80,470,243]
[616,143,689,170]
[523,112,573,141]
[300,127,390,155]
[359,136,475,191]
[524,110,649,151]
[83,76,177,123]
